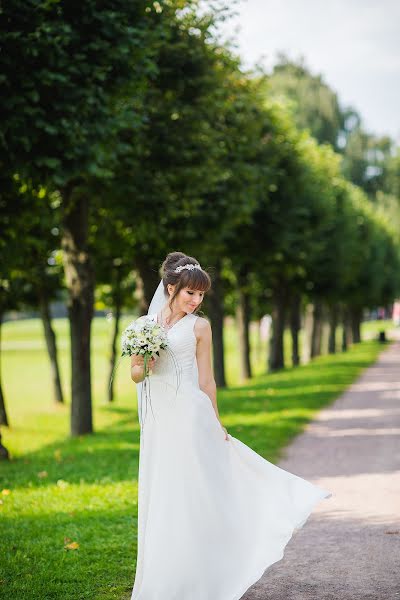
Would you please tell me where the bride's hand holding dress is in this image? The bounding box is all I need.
[194,316,230,441]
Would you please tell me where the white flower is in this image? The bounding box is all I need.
[120,316,168,366]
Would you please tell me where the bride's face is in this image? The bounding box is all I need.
[169,285,205,314]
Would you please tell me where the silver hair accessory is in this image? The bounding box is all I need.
[174,263,202,273]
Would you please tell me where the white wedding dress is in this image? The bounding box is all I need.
[130,312,332,600]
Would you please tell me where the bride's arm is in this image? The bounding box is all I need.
[195,318,223,426]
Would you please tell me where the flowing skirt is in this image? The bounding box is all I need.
[131,377,332,600]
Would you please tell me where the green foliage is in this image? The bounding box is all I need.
[341,127,394,196]
[0,177,63,314]
[0,0,164,185]
[268,55,345,149]
[2,0,398,317]
[1,0,399,438]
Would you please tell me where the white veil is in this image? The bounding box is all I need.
[147,279,167,317]
[136,278,167,428]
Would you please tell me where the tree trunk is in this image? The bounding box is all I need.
[310,300,323,358]
[108,285,122,403]
[342,306,352,351]
[269,288,287,372]
[206,262,226,388]
[316,302,325,356]
[350,307,362,343]
[236,287,252,380]
[341,326,347,352]
[345,311,353,346]
[328,303,338,354]
[256,319,263,357]
[61,185,94,436]
[135,254,162,313]
[0,314,9,427]
[302,303,313,363]
[290,294,301,366]
[0,430,9,460]
[38,288,64,404]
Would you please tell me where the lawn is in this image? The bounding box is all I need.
[0,316,394,599]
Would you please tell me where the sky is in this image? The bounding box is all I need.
[217,0,400,142]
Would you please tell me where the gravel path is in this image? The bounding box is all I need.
[243,331,400,600]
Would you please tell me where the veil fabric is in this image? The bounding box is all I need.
[147,279,167,317]
[136,278,167,421]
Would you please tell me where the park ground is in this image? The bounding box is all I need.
[0,317,396,599]
[243,328,400,600]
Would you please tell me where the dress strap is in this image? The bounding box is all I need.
[187,313,199,336]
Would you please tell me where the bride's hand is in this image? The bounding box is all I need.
[132,355,156,370]
[131,354,157,384]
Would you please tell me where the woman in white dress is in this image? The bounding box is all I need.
[130,251,332,600]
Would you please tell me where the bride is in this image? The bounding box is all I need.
[130,251,332,600]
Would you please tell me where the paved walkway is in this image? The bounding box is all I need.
[243,330,400,600]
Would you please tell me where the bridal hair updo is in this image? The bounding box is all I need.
[161,251,211,312]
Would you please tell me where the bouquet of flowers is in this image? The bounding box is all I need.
[120,316,170,430]
[121,316,168,377]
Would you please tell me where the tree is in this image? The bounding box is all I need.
[341,122,397,199]
[91,213,138,403]
[1,177,66,426]
[1,0,168,435]
[268,55,345,149]
[109,8,262,387]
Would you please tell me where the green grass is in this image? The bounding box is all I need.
[0,317,394,599]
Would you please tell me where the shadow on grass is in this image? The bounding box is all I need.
[1,428,141,490]
[1,340,386,490]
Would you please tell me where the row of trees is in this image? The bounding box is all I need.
[1,1,399,442]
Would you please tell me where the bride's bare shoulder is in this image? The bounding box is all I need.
[193,315,211,340]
